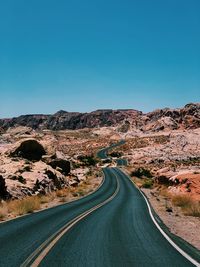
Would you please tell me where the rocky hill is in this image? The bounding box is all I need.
[0,109,141,130]
[0,103,199,131]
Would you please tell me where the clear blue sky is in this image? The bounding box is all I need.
[0,0,199,117]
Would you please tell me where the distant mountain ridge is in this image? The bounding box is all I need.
[0,103,199,131]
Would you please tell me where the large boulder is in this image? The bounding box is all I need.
[48,159,70,175]
[11,139,46,161]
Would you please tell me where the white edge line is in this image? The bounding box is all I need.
[21,169,119,267]
[116,168,200,267]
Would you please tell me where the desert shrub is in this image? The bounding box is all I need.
[8,196,40,215]
[141,179,154,189]
[73,162,81,168]
[156,175,173,186]
[77,155,98,166]
[131,168,152,178]
[172,195,200,217]
[109,152,122,158]
[183,202,200,217]
[159,188,171,198]
[0,204,7,220]
[86,170,92,176]
[77,190,86,197]
[0,211,5,220]
[172,194,192,208]
[55,189,68,198]
[39,195,51,204]
[59,197,69,203]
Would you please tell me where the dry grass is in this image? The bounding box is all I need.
[39,195,52,204]
[59,196,69,203]
[0,204,7,221]
[0,177,100,221]
[7,196,41,216]
[55,189,69,198]
[159,188,170,198]
[171,194,192,208]
[171,194,200,217]
[183,203,200,217]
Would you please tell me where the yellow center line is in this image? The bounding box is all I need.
[21,169,120,267]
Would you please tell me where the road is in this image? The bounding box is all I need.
[96,140,125,159]
[0,169,117,267]
[116,158,128,166]
[0,142,199,266]
[39,168,199,267]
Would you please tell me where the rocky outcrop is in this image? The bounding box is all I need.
[145,103,200,130]
[48,159,70,175]
[0,109,141,130]
[0,115,49,130]
[0,103,199,132]
[142,116,179,132]
[11,140,46,161]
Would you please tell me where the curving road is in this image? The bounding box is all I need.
[37,167,199,267]
[116,158,128,166]
[0,169,117,267]
[0,142,199,267]
[97,140,125,160]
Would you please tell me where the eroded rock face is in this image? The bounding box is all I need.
[11,139,46,161]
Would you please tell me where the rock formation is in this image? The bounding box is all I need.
[0,103,199,132]
[48,159,71,175]
[11,139,46,161]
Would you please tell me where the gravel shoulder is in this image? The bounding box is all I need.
[142,188,200,251]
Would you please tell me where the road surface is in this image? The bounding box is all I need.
[0,142,199,266]
[0,169,116,267]
[39,168,199,267]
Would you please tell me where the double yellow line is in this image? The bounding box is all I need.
[21,171,120,267]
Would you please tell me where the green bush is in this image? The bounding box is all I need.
[109,152,122,158]
[77,155,98,166]
[131,168,152,178]
[142,179,154,188]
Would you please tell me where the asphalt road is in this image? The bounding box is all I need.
[39,167,198,267]
[116,158,128,166]
[97,140,125,159]
[0,169,117,267]
[0,141,199,267]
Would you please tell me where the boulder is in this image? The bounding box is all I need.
[11,139,46,161]
[48,159,70,175]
